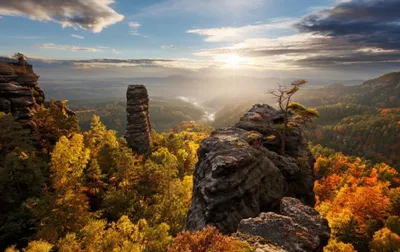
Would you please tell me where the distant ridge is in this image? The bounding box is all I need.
[0,57,17,63]
[362,71,400,87]
[325,83,345,89]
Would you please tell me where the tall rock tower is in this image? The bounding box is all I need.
[125,85,151,154]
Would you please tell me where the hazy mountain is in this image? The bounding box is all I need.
[39,75,364,103]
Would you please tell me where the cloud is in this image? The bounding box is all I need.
[294,48,400,67]
[295,0,400,50]
[75,58,211,70]
[112,49,120,54]
[135,0,267,17]
[27,57,213,71]
[189,0,400,71]
[0,0,124,33]
[33,43,97,52]
[71,58,172,68]
[71,34,84,40]
[193,31,400,70]
[333,0,353,3]
[161,45,176,49]
[193,33,329,57]
[128,22,141,35]
[187,18,293,42]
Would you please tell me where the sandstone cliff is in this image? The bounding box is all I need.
[185,104,329,251]
[0,61,45,126]
[125,85,151,154]
[185,104,316,234]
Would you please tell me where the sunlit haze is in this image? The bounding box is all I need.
[222,54,244,68]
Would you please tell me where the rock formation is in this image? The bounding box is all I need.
[237,197,330,252]
[0,61,45,126]
[125,85,151,154]
[185,104,316,234]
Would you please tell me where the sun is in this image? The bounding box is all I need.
[223,54,243,68]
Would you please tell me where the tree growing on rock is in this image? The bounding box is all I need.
[13,53,27,65]
[269,80,319,155]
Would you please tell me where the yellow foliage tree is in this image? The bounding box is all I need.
[6,240,53,252]
[35,134,91,242]
[324,239,356,252]
[57,216,172,252]
[370,227,400,252]
[148,176,193,235]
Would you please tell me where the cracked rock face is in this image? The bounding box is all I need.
[0,61,45,126]
[185,104,316,234]
[237,197,330,252]
[124,85,151,154]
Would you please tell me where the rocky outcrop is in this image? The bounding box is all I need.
[185,104,316,234]
[0,61,45,126]
[125,85,151,154]
[237,197,330,252]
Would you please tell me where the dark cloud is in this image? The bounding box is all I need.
[295,0,400,49]
[295,51,400,67]
[196,35,362,57]
[0,0,124,32]
[242,37,359,57]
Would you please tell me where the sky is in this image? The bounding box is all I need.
[0,0,399,80]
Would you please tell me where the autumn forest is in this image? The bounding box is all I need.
[0,64,399,252]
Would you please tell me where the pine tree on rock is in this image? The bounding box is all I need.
[269,80,319,154]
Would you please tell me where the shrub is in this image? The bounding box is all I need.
[169,226,252,252]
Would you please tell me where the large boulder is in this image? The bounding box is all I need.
[237,197,330,252]
[185,104,316,234]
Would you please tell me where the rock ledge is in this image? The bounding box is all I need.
[237,197,330,252]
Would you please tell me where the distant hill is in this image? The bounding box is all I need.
[292,71,400,170]
[352,72,400,108]
[295,72,400,108]
[362,72,400,88]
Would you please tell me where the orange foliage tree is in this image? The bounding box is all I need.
[169,226,251,252]
[311,145,400,251]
